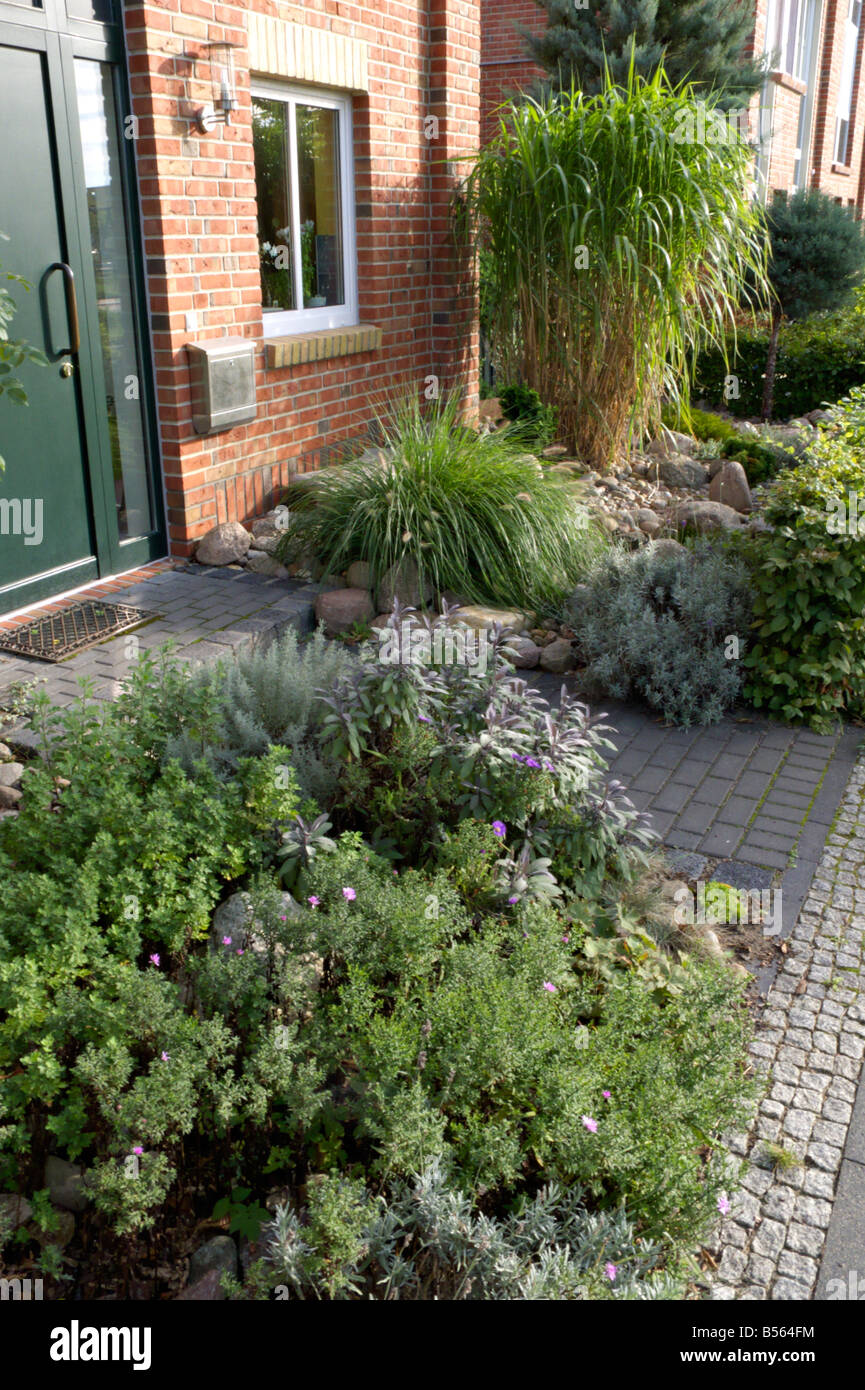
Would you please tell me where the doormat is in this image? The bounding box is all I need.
[0,600,158,662]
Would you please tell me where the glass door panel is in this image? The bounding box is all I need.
[73,56,154,541]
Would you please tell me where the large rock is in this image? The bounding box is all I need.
[45,1156,88,1213]
[0,762,24,787]
[176,1270,226,1301]
[450,605,531,632]
[539,638,576,673]
[376,558,433,612]
[505,637,541,669]
[654,455,708,488]
[346,560,373,590]
[314,587,375,637]
[674,500,746,533]
[651,538,687,559]
[195,522,251,567]
[188,1235,238,1287]
[0,785,22,810]
[0,742,12,762]
[709,460,752,514]
[0,1193,32,1229]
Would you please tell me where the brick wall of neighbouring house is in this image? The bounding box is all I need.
[124,0,479,555]
[480,0,544,141]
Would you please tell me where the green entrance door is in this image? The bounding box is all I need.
[0,0,164,611]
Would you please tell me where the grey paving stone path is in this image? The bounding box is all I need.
[706,754,865,1301]
[0,567,328,708]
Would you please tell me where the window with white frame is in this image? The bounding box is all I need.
[766,0,817,82]
[834,0,863,165]
[251,82,357,336]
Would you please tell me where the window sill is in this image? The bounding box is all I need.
[264,323,382,369]
[832,161,853,175]
[770,69,808,96]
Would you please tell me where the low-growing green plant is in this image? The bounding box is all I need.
[257,1161,686,1300]
[661,403,739,445]
[571,540,752,725]
[719,434,790,485]
[278,392,604,613]
[497,382,558,447]
[743,385,865,728]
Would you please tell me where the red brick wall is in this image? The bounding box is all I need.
[123,0,479,555]
[480,0,545,142]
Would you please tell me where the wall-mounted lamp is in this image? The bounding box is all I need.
[193,42,238,134]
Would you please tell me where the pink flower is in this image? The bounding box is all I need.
[717,1194,730,1215]
[542,981,557,993]
[307,896,320,907]
[605,1262,617,1282]
[161,1051,169,1062]
[222,936,232,946]
[132,1146,143,1156]
[582,1115,598,1133]
[508,895,519,904]
[603,1090,611,1099]
[149,953,160,968]
[342,887,356,901]
[236,948,244,956]
[562,934,569,943]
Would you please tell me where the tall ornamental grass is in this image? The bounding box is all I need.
[279,393,604,613]
[464,68,769,469]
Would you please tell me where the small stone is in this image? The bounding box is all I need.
[635,507,661,536]
[505,637,540,669]
[188,1234,238,1287]
[377,557,433,612]
[752,1217,786,1258]
[176,1269,226,1301]
[452,605,530,633]
[0,784,22,809]
[346,560,373,590]
[0,762,24,787]
[655,454,709,488]
[650,538,687,558]
[0,1193,32,1228]
[245,550,290,579]
[195,521,252,567]
[45,1156,88,1213]
[0,742,12,761]
[538,638,576,674]
[314,588,375,637]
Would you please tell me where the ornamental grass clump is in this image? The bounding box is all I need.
[278,392,604,613]
[464,68,768,469]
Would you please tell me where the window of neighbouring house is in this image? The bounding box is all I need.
[835,1,863,166]
[766,0,817,82]
[251,82,357,336]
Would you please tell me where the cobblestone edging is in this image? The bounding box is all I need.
[709,756,865,1300]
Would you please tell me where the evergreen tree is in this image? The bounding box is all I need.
[761,189,865,419]
[527,0,766,108]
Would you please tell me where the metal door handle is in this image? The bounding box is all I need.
[48,262,80,355]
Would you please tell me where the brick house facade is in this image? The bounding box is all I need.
[0,0,480,617]
[131,0,480,556]
[481,0,865,213]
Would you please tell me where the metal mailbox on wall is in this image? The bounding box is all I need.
[187,337,257,435]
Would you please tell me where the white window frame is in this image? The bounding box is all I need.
[766,0,817,81]
[251,80,358,337]
[834,0,862,164]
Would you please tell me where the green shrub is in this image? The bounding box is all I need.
[465,70,768,468]
[719,435,790,485]
[694,287,865,419]
[316,613,655,890]
[571,541,752,725]
[743,385,865,729]
[301,839,752,1238]
[497,382,558,447]
[661,404,739,444]
[164,625,351,805]
[259,1161,686,1300]
[278,392,603,612]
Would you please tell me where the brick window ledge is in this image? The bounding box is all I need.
[770,69,807,96]
[832,162,853,176]
[264,323,382,369]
